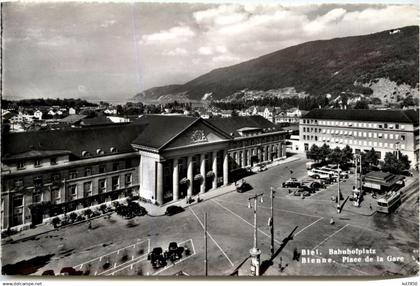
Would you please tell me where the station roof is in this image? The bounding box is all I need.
[208,115,278,137]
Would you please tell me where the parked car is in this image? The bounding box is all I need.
[309,181,325,189]
[165,205,184,216]
[251,163,267,173]
[59,267,83,276]
[320,167,349,178]
[282,178,301,188]
[165,242,182,262]
[148,247,167,269]
[236,180,252,193]
[293,189,310,197]
[307,168,332,180]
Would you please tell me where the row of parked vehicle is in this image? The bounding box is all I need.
[282,177,327,197]
[147,242,186,269]
[307,165,349,181]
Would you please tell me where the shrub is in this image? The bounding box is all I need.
[83,209,93,218]
[99,204,107,214]
[69,212,78,223]
[51,217,61,228]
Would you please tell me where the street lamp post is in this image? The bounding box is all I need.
[269,187,276,256]
[337,164,341,213]
[395,142,400,160]
[248,193,264,276]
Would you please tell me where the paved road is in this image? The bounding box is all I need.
[2,155,418,277]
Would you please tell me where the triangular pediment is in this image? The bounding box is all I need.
[161,119,231,150]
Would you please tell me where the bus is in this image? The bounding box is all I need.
[307,168,333,180]
[376,191,401,214]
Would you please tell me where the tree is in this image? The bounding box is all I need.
[306,144,322,162]
[381,151,411,174]
[354,100,369,109]
[341,145,353,166]
[231,109,239,117]
[319,144,332,163]
[361,148,379,171]
[329,147,344,165]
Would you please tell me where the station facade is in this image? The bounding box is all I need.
[1,115,289,229]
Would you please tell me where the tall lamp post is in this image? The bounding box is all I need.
[395,142,400,160]
[336,164,341,213]
[248,193,264,276]
[268,187,276,256]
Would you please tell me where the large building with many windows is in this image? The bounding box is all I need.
[1,115,288,230]
[299,109,419,168]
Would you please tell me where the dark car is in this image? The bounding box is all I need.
[236,180,252,193]
[60,267,83,276]
[309,181,325,189]
[282,178,301,188]
[165,205,184,216]
[42,270,55,276]
[165,242,182,262]
[148,247,167,269]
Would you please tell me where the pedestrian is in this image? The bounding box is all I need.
[293,248,299,261]
[330,217,335,225]
[278,256,283,271]
[369,204,372,211]
[88,221,92,229]
[290,169,294,175]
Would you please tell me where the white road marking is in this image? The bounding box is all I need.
[190,208,235,267]
[311,224,348,251]
[152,251,197,276]
[212,200,282,245]
[293,217,324,237]
[217,199,322,218]
[74,239,148,269]
[106,257,147,276]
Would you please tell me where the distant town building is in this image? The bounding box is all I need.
[33,110,43,120]
[68,107,76,115]
[299,109,419,168]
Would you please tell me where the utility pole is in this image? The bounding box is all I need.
[204,212,208,276]
[248,193,264,276]
[269,187,275,256]
[337,164,341,213]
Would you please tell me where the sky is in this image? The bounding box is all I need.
[2,1,419,102]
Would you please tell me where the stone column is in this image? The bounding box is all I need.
[257,148,262,162]
[187,155,193,197]
[223,150,229,186]
[212,151,218,189]
[172,158,179,201]
[247,149,252,166]
[262,146,267,162]
[242,150,246,168]
[200,153,206,194]
[156,161,164,205]
[269,145,273,161]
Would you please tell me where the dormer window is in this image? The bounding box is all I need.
[17,161,25,170]
[34,159,41,167]
[96,148,104,155]
[82,151,90,157]
[110,147,117,153]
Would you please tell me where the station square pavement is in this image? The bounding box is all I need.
[2,154,419,277]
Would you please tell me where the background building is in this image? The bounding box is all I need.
[299,109,419,168]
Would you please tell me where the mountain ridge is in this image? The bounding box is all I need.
[134,25,419,102]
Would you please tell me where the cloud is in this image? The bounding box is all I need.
[198,46,213,55]
[162,47,188,56]
[140,25,195,45]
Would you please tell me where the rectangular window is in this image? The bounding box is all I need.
[125,159,132,169]
[395,124,399,129]
[363,132,367,137]
[51,188,60,204]
[303,127,306,132]
[384,123,388,128]
[401,135,406,141]
[14,179,24,188]
[401,144,406,149]
[125,174,132,186]
[34,159,41,167]
[33,193,42,203]
[112,162,119,171]
[84,167,92,177]
[395,134,399,140]
[51,173,60,182]
[12,195,23,226]
[50,157,57,165]
[98,179,107,193]
[379,142,383,147]
[373,133,377,138]
[69,170,77,179]
[33,176,43,187]
[384,143,388,147]
[358,131,362,137]
[389,143,393,148]
[99,165,106,174]
[390,134,394,139]
[373,142,377,147]
[112,176,120,190]
[69,185,77,201]
[17,161,25,170]
[384,134,388,139]
[83,182,92,197]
